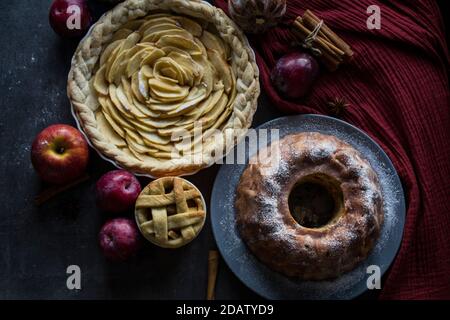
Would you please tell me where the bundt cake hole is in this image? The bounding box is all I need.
[288,174,344,229]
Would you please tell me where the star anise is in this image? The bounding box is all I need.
[327,97,350,117]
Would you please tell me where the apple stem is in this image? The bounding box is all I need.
[34,173,90,206]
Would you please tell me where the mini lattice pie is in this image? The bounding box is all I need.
[68,0,259,177]
[135,177,206,248]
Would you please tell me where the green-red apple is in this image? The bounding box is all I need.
[31,124,89,184]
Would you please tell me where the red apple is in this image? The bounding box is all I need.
[96,170,141,213]
[271,52,320,100]
[49,0,92,38]
[99,218,140,261]
[31,124,89,185]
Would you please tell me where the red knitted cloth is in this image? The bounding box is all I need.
[215,0,450,299]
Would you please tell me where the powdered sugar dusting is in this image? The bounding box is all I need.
[252,193,301,254]
[259,156,290,186]
[343,152,381,209]
[306,137,338,160]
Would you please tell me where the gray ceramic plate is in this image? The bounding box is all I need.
[210,114,405,300]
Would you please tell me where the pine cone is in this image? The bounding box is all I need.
[228,0,286,34]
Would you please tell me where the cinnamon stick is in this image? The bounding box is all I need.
[292,23,341,71]
[34,174,90,206]
[291,10,353,71]
[206,250,219,300]
[292,21,345,59]
[303,10,353,58]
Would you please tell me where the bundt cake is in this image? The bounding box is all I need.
[235,132,384,280]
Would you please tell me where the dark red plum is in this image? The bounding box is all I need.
[271,52,319,99]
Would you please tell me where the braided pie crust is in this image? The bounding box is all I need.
[68,0,259,177]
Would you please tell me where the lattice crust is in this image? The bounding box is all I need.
[67,0,260,177]
[135,177,206,248]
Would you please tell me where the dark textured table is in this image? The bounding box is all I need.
[5,0,445,300]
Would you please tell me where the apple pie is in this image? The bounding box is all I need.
[68,0,259,177]
[135,177,206,248]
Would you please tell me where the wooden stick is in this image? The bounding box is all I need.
[207,250,219,300]
[34,174,90,206]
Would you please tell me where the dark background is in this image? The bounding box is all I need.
[0,0,446,299]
